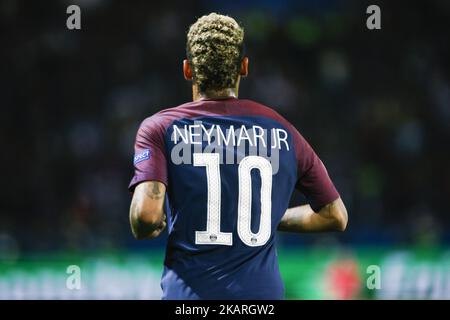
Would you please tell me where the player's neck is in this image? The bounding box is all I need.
[192,86,239,101]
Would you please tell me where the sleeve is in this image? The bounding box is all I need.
[128,117,168,192]
[291,126,340,212]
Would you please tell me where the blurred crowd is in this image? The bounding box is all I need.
[1,0,450,257]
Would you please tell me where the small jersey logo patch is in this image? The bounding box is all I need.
[134,149,150,165]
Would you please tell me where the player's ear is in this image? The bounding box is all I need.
[183,59,193,81]
[240,57,249,77]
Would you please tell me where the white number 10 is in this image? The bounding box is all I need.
[193,153,273,247]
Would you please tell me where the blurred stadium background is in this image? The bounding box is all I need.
[1,0,450,299]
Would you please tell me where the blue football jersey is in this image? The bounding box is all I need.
[129,98,339,299]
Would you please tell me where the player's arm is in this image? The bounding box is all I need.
[278,197,347,233]
[280,122,348,233]
[129,181,166,240]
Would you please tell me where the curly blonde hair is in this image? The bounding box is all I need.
[186,13,245,93]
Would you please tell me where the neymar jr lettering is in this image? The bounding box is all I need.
[172,123,290,150]
[170,123,289,173]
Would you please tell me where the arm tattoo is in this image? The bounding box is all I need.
[144,182,164,200]
[129,181,166,239]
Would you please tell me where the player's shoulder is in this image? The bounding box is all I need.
[238,99,296,131]
[239,99,281,117]
[240,99,307,152]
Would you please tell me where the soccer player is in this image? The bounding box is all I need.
[128,13,348,300]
